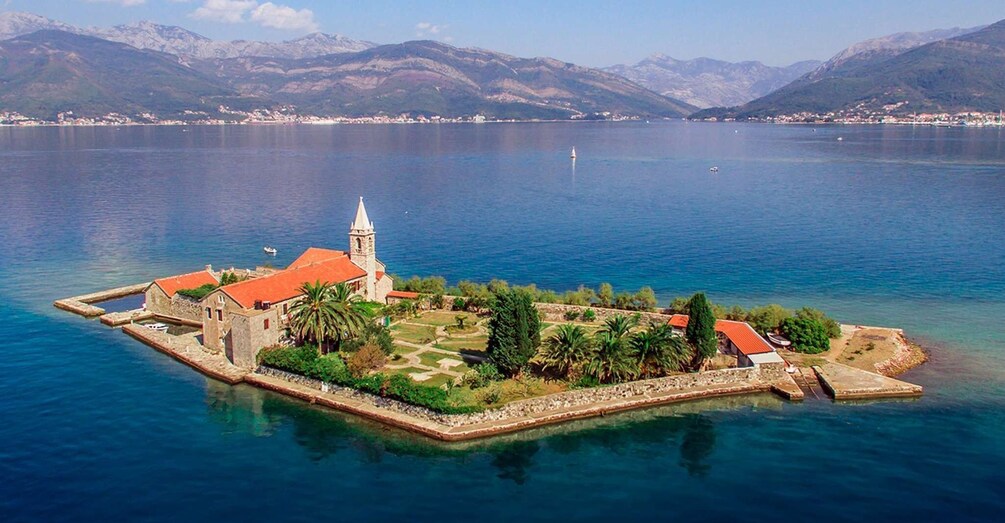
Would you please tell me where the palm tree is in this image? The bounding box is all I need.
[584,314,639,383]
[326,282,367,348]
[632,323,691,378]
[540,324,593,379]
[288,280,366,353]
[586,330,638,383]
[602,314,638,339]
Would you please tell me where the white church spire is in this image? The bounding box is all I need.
[351,196,373,231]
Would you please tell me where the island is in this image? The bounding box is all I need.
[54,199,925,441]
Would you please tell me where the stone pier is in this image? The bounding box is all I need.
[54,282,151,317]
[813,363,923,400]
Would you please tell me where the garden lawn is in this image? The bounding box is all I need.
[391,323,437,344]
[412,310,479,326]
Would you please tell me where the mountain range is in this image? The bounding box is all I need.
[0,12,375,60]
[694,24,1001,119]
[2,10,1004,121]
[604,56,821,108]
[0,31,256,119]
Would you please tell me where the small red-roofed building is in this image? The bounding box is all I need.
[201,198,395,368]
[668,314,784,367]
[144,267,219,322]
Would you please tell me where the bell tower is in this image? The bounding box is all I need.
[349,197,376,299]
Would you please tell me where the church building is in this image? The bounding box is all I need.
[201,198,393,368]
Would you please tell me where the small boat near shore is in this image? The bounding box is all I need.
[145,322,169,333]
[570,146,576,159]
[263,246,277,255]
[709,166,719,173]
[766,332,792,347]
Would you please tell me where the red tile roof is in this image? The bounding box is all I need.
[387,290,420,299]
[667,314,774,356]
[287,247,348,270]
[152,270,218,297]
[218,253,365,308]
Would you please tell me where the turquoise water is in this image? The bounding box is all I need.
[1,122,1003,521]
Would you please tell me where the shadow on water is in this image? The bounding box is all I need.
[205,380,783,483]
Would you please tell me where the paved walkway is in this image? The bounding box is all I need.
[386,317,489,381]
[123,324,248,384]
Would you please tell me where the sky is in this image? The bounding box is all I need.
[3,0,1005,66]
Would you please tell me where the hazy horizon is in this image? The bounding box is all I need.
[1,1,1004,67]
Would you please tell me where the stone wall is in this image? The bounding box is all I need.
[534,302,673,324]
[257,365,768,429]
[168,294,204,322]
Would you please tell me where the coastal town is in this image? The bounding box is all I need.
[0,107,641,127]
[700,107,1005,126]
[53,199,925,441]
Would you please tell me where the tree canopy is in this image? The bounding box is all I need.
[486,288,541,377]
[685,292,718,368]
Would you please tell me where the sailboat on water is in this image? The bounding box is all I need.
[570,147,577,159]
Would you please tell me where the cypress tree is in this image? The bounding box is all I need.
[487,288,542,377]
[685,292,718,368]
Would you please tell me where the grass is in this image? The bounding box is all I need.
[391,323,437,344]
[434,336,488,352]
[412,310,479,327]
[418,351,463,369]
[444,324,480,335]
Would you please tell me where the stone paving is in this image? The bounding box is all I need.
[122,324,248,384]
[814,362,923,400]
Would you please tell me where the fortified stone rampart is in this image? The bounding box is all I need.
[257,365,768,429]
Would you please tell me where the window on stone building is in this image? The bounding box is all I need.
[264,318,270,330]
[283,303,288,314]
[206,307,211,319]
[217,309,223,321]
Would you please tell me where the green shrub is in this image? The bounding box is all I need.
[572,374,601,389]
[342,322,394,355]
[258,344,318,370]
[347,344,386,377]
[747,304,793,334]
[780,316,831,354]
[453,296,467,310]
[564,309,581,321]
[311,354,352,385]
[257,345,483,414]
[582,308,596,322]
[795,307,842,338]
[177,283,219,300]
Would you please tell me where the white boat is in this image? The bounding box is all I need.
[709,166,719,173]
[766,332,792,347]
[570,147,577,159]
[145,322,169,332]
[263,246,277,255]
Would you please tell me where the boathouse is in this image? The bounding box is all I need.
[143,268,219,323]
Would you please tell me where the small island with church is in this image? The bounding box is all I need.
[54,198,926,441]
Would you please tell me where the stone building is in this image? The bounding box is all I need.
[144,268,219,323]
[201,198,393,369]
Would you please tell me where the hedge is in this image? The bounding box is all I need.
[258,345,482,414]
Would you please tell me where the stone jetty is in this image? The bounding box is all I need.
[814,362,923,400]
[53,282,150,317]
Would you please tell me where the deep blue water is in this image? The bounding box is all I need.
[1,122,1003,521]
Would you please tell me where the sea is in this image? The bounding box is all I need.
[0,122,1003,522]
